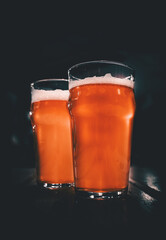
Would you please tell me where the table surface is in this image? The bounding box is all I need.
[11,165,164,239]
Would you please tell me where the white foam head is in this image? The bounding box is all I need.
[31,89,69,103]
[69,73,134,89]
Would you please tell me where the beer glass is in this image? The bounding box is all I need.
[68,61,136,198]
[30,79,74,189]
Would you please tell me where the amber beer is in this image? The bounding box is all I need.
[68,62,136,198]
[30,79,74,188]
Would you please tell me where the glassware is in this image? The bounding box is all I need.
[30,79,74,189]
[68,61,136,198]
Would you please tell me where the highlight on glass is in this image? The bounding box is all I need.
[30,79,74,189]
[68,60,136,199]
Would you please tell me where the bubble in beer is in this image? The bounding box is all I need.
[31,89,69,103]
[69,73,134,89]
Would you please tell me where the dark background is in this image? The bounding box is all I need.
[4,3,165,174]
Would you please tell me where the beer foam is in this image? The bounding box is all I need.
[31,89,69,103]
[69,73,134,89]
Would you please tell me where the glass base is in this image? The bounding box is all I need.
[75,187,128,199]
[38,181,74,190]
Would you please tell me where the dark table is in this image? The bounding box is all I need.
[11,166,164,239]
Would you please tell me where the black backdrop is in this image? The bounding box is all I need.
[4,2,165,174]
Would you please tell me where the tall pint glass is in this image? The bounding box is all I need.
[68,61,136,198]
[30,79,74,189]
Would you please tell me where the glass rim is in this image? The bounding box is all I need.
[68,60,134,80]
[31,78,68,88]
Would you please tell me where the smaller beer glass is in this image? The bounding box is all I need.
[68,61,136,199]
[30,79,74,189]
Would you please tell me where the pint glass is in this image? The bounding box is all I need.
[30,79,74,189]
[68,61,136,198]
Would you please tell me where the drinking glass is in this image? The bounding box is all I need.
[30,79,74,189]
[68,61,136,198]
